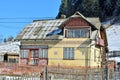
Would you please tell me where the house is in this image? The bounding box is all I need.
[0,42,20,63]
[108,50,120,69]
[15,12,107,68]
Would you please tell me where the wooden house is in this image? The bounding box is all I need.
[15,12,107,68]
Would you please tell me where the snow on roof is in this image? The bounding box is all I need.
[16,12,100,40]
[0,42,20,55]
[16,19,66,40]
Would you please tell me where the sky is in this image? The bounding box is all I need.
[0,0,61,41]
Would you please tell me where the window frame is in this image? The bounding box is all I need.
[65,28,90,38]
[39,48,48,59]
[20,49,29,58]
[29,49,39,65]
[63,47,74,60]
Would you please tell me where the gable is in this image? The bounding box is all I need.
[65,17,90,29]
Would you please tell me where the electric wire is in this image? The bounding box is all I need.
[0,17,55,23]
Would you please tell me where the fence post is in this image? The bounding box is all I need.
[102,67,108,80]
[44,66,48,80]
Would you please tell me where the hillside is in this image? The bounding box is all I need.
[103,21,120,51]
[57,0,120,21]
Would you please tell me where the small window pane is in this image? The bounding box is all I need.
[63,47,74,59]
[20,50,28,58]
[40,48,48,58]
[66,28,89,38]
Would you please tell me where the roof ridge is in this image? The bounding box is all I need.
[33,18,66,22]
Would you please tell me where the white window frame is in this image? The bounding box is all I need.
[63,47,74,60]
[40,48,48,59]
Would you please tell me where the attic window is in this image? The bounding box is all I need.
[65,28,89,38]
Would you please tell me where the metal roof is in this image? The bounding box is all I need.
[16,12,101,40]
[16,19,66,40]
[87,18,101,29]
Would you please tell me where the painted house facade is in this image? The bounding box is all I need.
[15,12,106,68]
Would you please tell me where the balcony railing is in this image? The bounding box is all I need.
[96,38,104,47]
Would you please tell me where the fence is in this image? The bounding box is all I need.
[46,66,104,80]
[108,69,120,80]
[0,66,120,80]
[46,66,120,80]
[0,73,42,80]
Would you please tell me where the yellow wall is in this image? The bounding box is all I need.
[8,55,19,59]
[48,38,101,67]
[90,47,101,67]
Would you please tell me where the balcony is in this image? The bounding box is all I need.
[96,38,104,47]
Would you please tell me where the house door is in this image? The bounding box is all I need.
[4,54,8,62]
[29,49,39,65]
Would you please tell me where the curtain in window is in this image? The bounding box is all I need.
[64,47,74,59]
[67,28,89,38]
[40,48,48,58]
[20,50,28,58]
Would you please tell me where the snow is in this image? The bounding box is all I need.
[102,20,120,63]
[102,19,120,51]
[106,24,120,51]
[108,57,120,63]
[0,41,20,55]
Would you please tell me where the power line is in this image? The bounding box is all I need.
[0,17,55,19]
[0,22,31,23]
[0,17,55,23]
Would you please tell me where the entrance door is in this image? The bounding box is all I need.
[4,54,8,62]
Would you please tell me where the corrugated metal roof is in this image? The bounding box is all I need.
[16,12,101,40]
[16,19,66,40]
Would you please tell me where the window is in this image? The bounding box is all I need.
[63,47,74,59]
[40,48,48,58]
[66,28,89,38]
[29,59,38,65]
[9,58,18,63]
[31,49,39,58]
[20,50,28,58]
[30,49,39,65]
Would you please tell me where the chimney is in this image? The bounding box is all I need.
[60,14,66,19]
